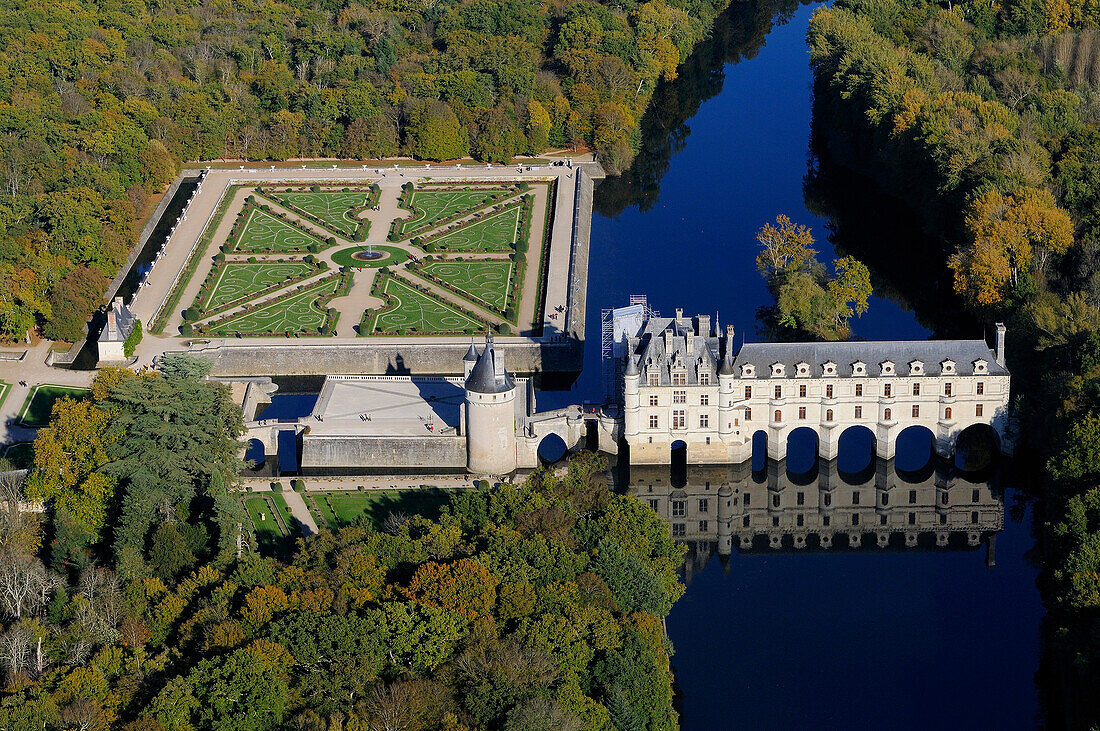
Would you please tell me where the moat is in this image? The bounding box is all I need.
[580,0,1041,727]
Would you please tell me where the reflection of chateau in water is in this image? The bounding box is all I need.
[627,461,1002,580]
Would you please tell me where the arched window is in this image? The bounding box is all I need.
[772,494,780,508]
[774,409,782,422]
[884,408,892,421]
[944,407,952,420]
[882,493,889,506]
[826,409,834,421]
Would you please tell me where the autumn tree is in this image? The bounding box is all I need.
[755,215,818,279]
[25,399,117,549]
[950,187,1075,306]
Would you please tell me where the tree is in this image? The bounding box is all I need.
[25,399,117,544]
[407,103,469,162]
[755,215,818,279]
[826,256,872,329]
[403,558,498,621]
[102,368,244,575]
[1049,414,1100,486]
[526,101,551,153]
[473,108,525,164]
[951,187,1074,306]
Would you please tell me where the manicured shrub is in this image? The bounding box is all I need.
[180,322,194,336]
[182,308,201,321]
[292,479,305,492]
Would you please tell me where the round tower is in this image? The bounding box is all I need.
[623,343,640,438]
[465,333,518,475]
[718,325,736,441]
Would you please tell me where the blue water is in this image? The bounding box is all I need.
[556,1,1043,727]
[670,491,1040,729]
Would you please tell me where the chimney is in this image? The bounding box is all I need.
[994,323,1006,367]
[697,314,711,338]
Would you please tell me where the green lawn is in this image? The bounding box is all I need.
[233,207,326,252]
[213,277,339,335]
[423,203,522,252]
[244,495,288,557]
[0,381,9,413]
[2,442,34,469]
[199,261,315,310]
[419,259,514,311]
[270,189,372,238]
[314,489,449,529]
[19,384,90,427]
[397,188,509,236]
[368,276,486,335]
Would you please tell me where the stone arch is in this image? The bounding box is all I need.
[670,440,687,488]
[954,423,1000,474]
[837,425,876,483]
[895,425,935,475]
[751,430,769,475]
[537,433,568,465]
[785,426,819,481]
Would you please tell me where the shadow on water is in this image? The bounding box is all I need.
[804,126,978,339]
[594,0,817,217]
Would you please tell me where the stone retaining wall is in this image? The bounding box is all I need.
[171,338,582,377]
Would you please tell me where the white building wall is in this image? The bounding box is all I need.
[625,372,1011,464]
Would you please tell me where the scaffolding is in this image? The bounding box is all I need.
[601,295,658,403]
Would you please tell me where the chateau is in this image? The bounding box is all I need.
[242,301,1013,476]
[621,308,1011,465]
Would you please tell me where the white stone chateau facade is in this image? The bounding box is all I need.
[622,309,1011,465]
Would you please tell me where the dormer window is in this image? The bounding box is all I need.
[796,361,809,376]
[973,359,988,374]
[941,359,956,375]
[909,360,924,375]
[771,363,786,377]
[741,364,756,378]
[852,361,866,376]
[880,360,895,376]
[822,361,837,376]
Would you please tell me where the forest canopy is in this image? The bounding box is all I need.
[0,0,731,343]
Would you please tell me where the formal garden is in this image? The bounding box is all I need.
[198,261,319,311]
[261,185,379,240]
[198,272,349,337]
[365,273,489,335]
[172,177,553,338]
[418,202,522,252]
[389,184,516,240]
[229,204,332,253]
[417,258,515,312]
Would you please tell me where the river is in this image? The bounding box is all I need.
[580,0,1044,727]
[255,0,1046,723]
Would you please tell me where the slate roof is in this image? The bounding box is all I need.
[630,317,722,386]
[465,336,515,393]
[731,339,1007,377]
